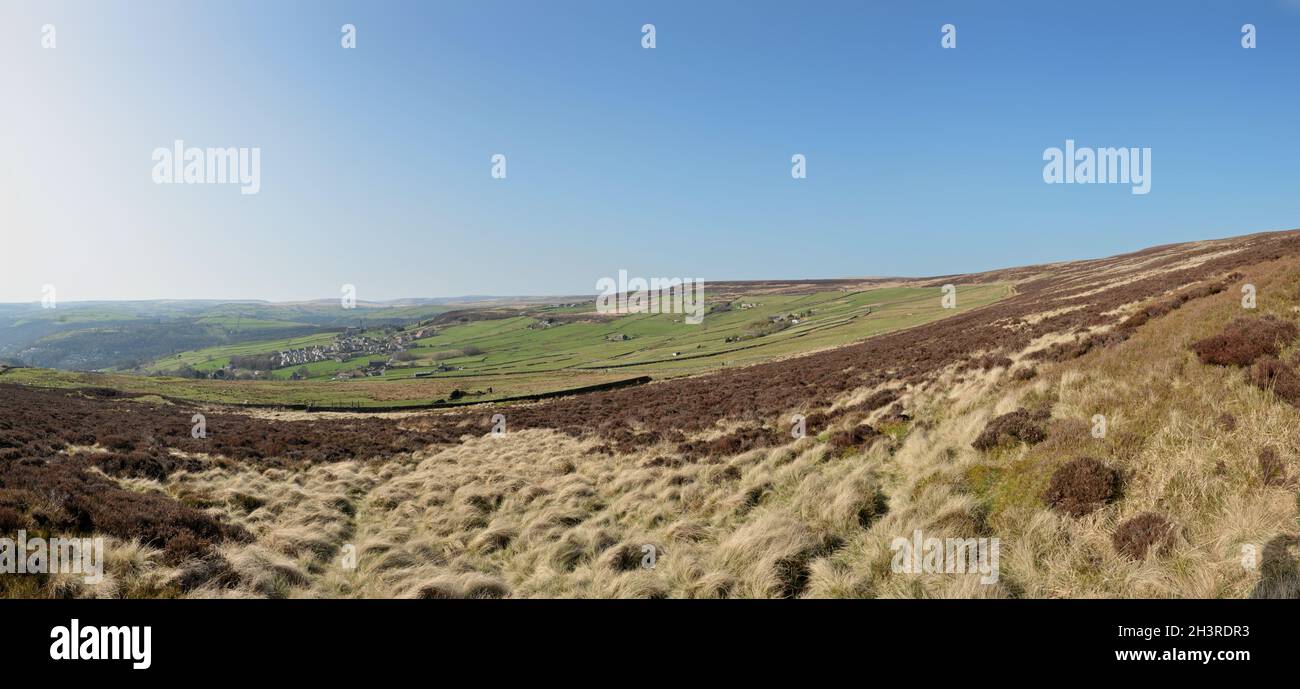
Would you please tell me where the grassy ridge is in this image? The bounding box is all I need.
[6,284,1008,407]
[397,284,1009,377]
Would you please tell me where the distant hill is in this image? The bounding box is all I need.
[0,300,459,370]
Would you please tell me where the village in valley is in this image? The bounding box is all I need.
[201,327,438,381]
[77,284,961,406]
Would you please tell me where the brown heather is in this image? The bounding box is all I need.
[3,230,1300,598]
[1112,513,1177,560]
[1247,356,1300,405]
[1190,316,1299,367]
[1043,457,1121,517]
[971,408,1051,451]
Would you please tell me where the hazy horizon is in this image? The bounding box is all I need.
[6,0,1300,302]
[2,223,1289,305]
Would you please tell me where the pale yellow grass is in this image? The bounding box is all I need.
[72,254,1300,599]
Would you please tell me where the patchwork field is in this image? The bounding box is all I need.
[0,299,466,371]
[396,285,1010,376]
[10,283,1009,407]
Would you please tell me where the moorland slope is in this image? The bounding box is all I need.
[3,230,1299,598]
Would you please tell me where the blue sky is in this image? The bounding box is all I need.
[4,0,1300,302]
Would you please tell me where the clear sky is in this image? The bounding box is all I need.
[3,0,1299,302]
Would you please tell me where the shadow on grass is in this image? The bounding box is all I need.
[1251,534,1300,599]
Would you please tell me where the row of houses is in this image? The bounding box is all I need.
[275,332,417,368]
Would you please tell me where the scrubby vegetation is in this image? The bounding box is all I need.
[4,230,1300,598]
[972,409,1049,451]
[1112,513,1176,560]
[1043,457,1121,517]
[1190,316,1298,366]
[1248,356,1300,405]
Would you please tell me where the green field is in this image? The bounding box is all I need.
[142,332,341,372]
[4,284,1009,407]
[0,299,476,372]
[394,284,1009,376]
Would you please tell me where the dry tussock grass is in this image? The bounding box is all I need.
[35,251,1300,599]
[980,256,1300,598]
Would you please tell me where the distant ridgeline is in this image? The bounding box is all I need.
[0,300,453,372]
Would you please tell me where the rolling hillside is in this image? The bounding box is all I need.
[3,282,1008,407]
[2,229,1299,599]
